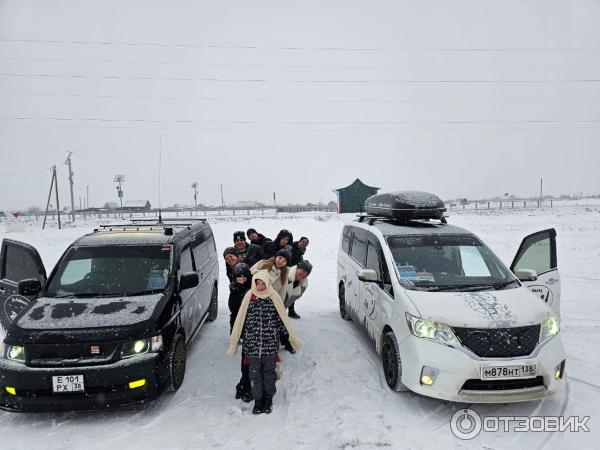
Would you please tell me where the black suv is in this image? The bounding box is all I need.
[0,219,219,412]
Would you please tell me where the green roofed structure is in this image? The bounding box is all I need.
[334,179,381,213]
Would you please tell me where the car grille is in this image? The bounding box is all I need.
[26,343,118,367]
[452,325,540,358]
[461,376,544,391]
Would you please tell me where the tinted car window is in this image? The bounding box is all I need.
[342,226,352,254]
[5,245,42,282]
[350,229,367,267]
[366,241,382,280]
[180,245,195,275]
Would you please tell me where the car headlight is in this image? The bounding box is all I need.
[2,344,26,363]
[540,315,559,341]
[406,313,460,347]
[120,335,163,359]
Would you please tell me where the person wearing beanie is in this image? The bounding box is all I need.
[233,231,265,267]
[285,260,313,319]
[263,229,294,259]
[250,248,291,302]
[247,228,272,248]
[223,247,240,283]
[228,263,253,403]
[290,236,310,266]
[228,270,302,414]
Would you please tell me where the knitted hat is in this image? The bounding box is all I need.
[233,263,251,279]
[276,246,293,263]
[299,236,310,243]
[233,231,246,243]
[297,260,313,274]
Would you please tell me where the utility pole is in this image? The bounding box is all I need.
[86,184,89,209]
[42,167,56,230]
[191,182,198,208]
[220,184,225,209]
[540,177,543,206]
[65,151,76,221]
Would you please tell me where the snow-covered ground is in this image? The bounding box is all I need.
[1,207,599,449]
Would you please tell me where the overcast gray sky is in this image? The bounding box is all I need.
[1,0,599,211]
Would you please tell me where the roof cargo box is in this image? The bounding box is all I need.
[364,191,446,222]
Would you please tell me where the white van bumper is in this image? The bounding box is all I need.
[399,334,566,403]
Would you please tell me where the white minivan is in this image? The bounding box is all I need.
[336,191,565,403]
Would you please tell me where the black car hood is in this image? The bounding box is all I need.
[5,293,165,344]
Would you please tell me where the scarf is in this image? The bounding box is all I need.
[227,270,302,357]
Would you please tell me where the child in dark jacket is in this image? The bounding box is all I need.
[228,270,302,414]
[228,263,253,402]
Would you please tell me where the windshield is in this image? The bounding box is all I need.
[45,245,172,298]
[386,234,518,291]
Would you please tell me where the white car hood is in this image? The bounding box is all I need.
[405,287,549,328]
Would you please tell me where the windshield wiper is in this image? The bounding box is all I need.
[491,279,520,290]
[432,284,496,292]
[120,289,165,297]
[52,292,122,299]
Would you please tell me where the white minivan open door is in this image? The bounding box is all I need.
[510,228,560,317]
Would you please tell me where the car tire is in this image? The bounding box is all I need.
[168,334,187,391]
[207,286,218,322]
[382,332,409,392]
[338,284,351,321]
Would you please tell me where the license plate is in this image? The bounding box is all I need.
[52,375,85,393]
[480,364,536,380]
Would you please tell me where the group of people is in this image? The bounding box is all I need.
[223,228,312,415]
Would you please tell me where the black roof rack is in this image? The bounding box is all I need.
[357,213,447,226]
[131,218,207,224]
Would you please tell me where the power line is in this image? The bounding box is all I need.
[2,55,600,70]
[2,37,600,52]
[2,91,599,104]
[0,167,51,177]
[2,115,599,126]
[2,72,600,83]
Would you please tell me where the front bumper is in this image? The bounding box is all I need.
[0,353,162,412]
[398,334,566,403]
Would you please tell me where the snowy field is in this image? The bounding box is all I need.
[0,207,599,449]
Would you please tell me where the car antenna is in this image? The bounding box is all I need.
[158,134,163,224]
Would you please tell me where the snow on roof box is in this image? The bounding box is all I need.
[364,191,447,222]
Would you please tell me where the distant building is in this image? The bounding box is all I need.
[235,201,259,207]
[333,178,380,213]
[328,201,337,209]
[122,200,151,210]
[103,202,119,210]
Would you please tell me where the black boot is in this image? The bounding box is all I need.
[263,394,273,414]
[252,398,265,414]
[288,305,301,319]
[235,382,243,400]
[241,384,254,403]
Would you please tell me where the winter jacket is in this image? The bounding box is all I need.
[263,230,294,259]
[250,259,289,302]
[237,242,265,268]
[250,233,272,248]
[228,280,252,332]
[290,241,306,267]
[228,270,302,357]
[285,265,309,308]
[241,295,286,357]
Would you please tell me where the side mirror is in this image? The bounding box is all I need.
[17,278,43,296]
[358,269,379,283]
[514,269,538,282]
[179,272,199,291]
